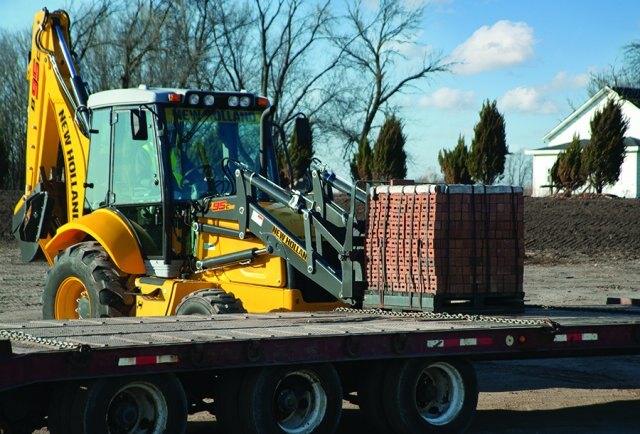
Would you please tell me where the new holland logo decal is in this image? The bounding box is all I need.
[271,227,307,261]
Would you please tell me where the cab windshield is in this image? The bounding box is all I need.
[164,107,263,201]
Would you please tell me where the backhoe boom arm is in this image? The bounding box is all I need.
[13,9,90,262]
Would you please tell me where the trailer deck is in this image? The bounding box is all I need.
[1,306,639,393]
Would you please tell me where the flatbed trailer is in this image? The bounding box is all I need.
[0,306,639,433]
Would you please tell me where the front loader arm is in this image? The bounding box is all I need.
[195,164,367,306]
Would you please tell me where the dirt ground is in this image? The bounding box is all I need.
[2,192,640,432]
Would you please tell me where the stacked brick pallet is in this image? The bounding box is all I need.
[364,184,524,313]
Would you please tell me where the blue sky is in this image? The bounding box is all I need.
[4,1,640,179]
[398,0,640,179]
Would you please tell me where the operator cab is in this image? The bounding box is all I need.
[84,86,278,262]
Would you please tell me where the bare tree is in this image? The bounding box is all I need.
[157,0,220,89]
[498,150,532,188]
[70,0,173,91]
[208,0,256,91]
[0,29,31,189]
[209,0,346,136]
[588,40,640,95]
[416,167,444,184]
[329,0,449,156]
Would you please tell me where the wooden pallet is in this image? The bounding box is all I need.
[363,291,525,314]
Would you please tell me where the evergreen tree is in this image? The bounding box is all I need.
[438,135,473,184]
[277,148,291,188]
[582,99,629,194]
[550,158,561,195]
[468,100,508,184]
[554,134,586,195]
[288,120,314,182]
[371,115,407,180]
[350,138,372,180]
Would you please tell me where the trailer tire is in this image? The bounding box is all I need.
[48,382,86,434]
[42,241,133,319]
[213,369,245,433]
[382,358,477,434]
[71,374,187,434]
[239,364,342,434]
[357,362,394,434]
[176,289,245,315]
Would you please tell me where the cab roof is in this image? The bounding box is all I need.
[87,85,257,109]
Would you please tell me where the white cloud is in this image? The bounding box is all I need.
[419,87,476,110]
[450,20,535,75]
[499,87,558,114]
[547,71,590,90]
[498,71,590,114]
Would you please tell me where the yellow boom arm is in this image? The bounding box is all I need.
[13,9,90,261]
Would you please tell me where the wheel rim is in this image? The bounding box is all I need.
[272,370,327,434]
[106,382,168,434]
[414,361,465,426]
[55,277,89,319]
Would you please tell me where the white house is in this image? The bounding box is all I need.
[526,87,640,197]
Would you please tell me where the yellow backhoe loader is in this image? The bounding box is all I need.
[13,8,366,319]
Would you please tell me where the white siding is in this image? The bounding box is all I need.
[601,148,638,197]
[530,153,559,197]
[529,148,639,197]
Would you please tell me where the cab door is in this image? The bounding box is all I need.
[86,108,163,257]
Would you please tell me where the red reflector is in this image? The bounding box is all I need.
[118,355,179,367]
[257,97,269,108]
[136,355,158,366]
[168,93,182,103]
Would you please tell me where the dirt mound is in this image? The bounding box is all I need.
[525,196,640,263]
[4,190,640,264]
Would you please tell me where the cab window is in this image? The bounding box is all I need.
[112,110,160,205]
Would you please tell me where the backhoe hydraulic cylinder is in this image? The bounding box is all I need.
[53,24,90,131]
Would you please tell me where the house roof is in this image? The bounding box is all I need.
[612,87,640,108]
[543,87,614,143]
[542,86,640,144]
[527,137,640,154]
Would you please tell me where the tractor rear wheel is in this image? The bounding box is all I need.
[42,241,133,319]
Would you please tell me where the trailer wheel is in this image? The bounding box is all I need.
[176,289,245,315]
[357,362,394,434]
[382,359,477,434]
[213,370,245,433]
[72,374,187,434]
[239,364,342,434]
[42,241,133,319]
[48,382,85,434]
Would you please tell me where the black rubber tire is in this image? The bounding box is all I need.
[176,289,245,315]
[382,358,478,434]
[47,382,86,434]
[42,241,133,319]
[357,362,394,434]
[239,364,343,434]
[213,369,245,433]
[71,374,188,434]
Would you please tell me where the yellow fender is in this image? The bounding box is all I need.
[44,208,146,275]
